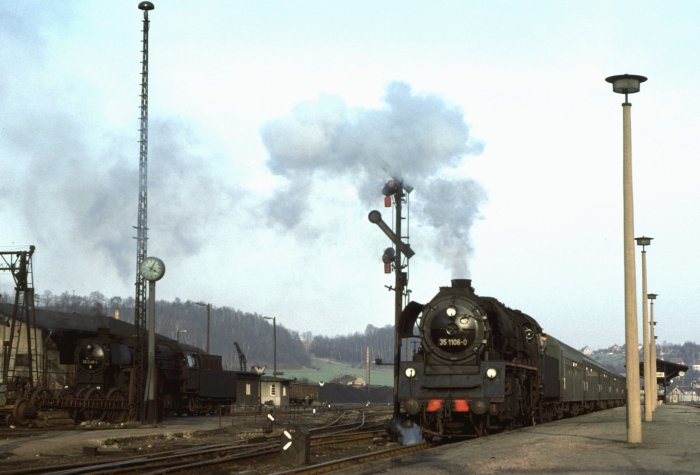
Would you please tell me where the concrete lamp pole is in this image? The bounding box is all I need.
[648,293,658,410]
[635,236,653,422]
[606,73,647,444]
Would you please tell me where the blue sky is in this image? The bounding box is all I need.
[1,1,698,350]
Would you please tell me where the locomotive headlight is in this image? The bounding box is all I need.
[404,367,416,379]
[486,368,498,380]
[446,306,457,317]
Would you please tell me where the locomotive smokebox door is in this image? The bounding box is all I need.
[280,426,310,466]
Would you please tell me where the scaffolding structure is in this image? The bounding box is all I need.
[0,246,41,392]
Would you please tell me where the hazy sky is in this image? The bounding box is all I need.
[1,1,698,350]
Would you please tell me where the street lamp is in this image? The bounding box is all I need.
[195,302,211,353]
[606,73,647,444]
[176,328,187,343]
[264,316,277,377]
[635,236,653,422]
[648,293,658,411]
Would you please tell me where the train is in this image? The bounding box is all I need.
[395,279,626,440]
[0,305,262,424]
[0,304,327,425]
[72,331,246,422]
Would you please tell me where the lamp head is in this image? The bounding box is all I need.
[635,236,653,248]
[138,2,155,10]
[648,293,658,300]
[606,74,647,95]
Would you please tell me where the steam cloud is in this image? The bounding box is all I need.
[261,81,487,276]
[3,115,239,282]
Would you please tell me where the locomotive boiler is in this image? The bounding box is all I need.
[396,279,626,440]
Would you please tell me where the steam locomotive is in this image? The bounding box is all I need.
[73,331,239,422]
[0,305,251,425]
[396,280,626,439]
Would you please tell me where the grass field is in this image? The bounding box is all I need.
[281,357,394,387]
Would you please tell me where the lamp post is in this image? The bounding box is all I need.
[176,328,187,343]
[648,293,658,410]
[195,302,211,353]
[606,73,647,444]
[264,316,277,377]
[635,236,653,422]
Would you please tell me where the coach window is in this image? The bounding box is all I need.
[270,384,276,396]
[246,383,251,396]
[283,386,287,397]
[186,353,200,368]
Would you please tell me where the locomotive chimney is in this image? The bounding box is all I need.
[451,279,474,292]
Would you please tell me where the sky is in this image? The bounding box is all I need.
[1,1,699,350]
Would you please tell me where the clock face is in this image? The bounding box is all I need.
[140,256,165,281]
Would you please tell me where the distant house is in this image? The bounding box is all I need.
[333,374,366,386]
[669,386,699,403]
[260,376,290,406]
[582,346,593,356]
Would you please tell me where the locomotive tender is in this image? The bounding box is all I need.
[396,279,626,439]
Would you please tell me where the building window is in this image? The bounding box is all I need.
[246,383,251,396]
[270,384,276,396]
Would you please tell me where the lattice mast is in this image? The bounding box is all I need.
[0,246,40,389]
[132,1,154,420]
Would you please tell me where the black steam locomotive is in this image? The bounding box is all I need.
[73,331,238,422]
[396,280,626,439]
[0,305,249,425]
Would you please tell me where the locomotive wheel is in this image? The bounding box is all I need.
[73,387,92,421]
[12,399,37,426]
[106,388,128,423]
[29,387,53,411]
[55,388,78,420]
[82,388,107,421]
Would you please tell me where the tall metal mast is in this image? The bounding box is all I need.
[132,0,154,421]
[0,246,39,389]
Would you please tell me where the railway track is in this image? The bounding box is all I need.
[0,408,394,474]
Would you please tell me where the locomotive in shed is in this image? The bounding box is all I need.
[396,279,626,440]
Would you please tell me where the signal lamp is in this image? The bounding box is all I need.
[382,180,400,196]
[382,247,395,263]
[382,247,395,273]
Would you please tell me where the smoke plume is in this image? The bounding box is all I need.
[261,81,487,275]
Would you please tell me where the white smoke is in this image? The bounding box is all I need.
[261,81,487,275]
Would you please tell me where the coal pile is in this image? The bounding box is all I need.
[319,384,393,404]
